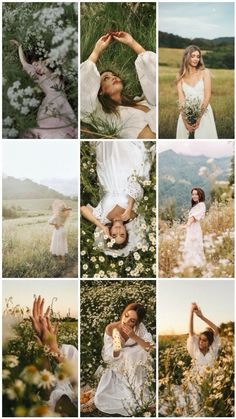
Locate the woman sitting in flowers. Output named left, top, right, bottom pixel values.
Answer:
left=80, top=31, right=156, bottom=139
left=80, top=141, right=152, bottom=257
left=10, top=40, right=77, bottom=139
left=94, top=303, right=154, bottom=416
left=176, top=45, right=218, bottom=139
left=30, top=296, right=78, bottom=415
left=160, top=303, right=220, bottom=416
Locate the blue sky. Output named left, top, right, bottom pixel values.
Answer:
left=159, top=280, right=234, bottom=334
left=159, top=2, right=234, bottom=39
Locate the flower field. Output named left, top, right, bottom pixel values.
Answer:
left=3, top=302, right=78, bottom=417
left=159, top=326, right=234, bottom=417
left=159, top=201, right=234, bottom=278
left=80, top=280, right=156, bottom=416
left=80, top=142, right=156, bottom=278
left=3, top=2, right=78, bottom=138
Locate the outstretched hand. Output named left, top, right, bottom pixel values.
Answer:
left=111, top=31, right=134, bottom=47
left=94, top=33, right=113, bottom=55
left=30, top=296, right=59, bottom=353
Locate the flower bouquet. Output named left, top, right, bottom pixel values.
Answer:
left=179, top=97, right=204, bottom=139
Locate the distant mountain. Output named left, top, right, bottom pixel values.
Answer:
left=159, top=150, right=232, bottom=217
left=159, top=31, right=234, bottom=49
left=39, top=178, right=78, bottom=198
left=3, top=176, right=68, bottom=200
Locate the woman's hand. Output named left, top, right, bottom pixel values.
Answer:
left=121, top=208, right=132, bottom=221
left=121, top=324, right=136, bottom=339
left=194, top=307, right=203, bottom=318
left=89, top=34, right=112, bottom=63
left=30, top=296, right=59, bottom=354
left=10, top=39, right=20, bottom=47
left=100, top=224, right=112, bottom=239
left=112, top=31, right=145, bottom=54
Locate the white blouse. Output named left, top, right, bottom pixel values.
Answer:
left=189, top=202, right=206, bottom=221
left=80, top=51, right=156, bottom=138
left=187, top=334, right=220, bottom=372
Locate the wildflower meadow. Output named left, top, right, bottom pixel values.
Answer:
left=3, top=2, right=78, bottom=138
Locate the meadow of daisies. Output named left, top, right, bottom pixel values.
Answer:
left=159, top=324, right=234, bottom=417
left=3, top=2, right=78, bottom=138
left=80, top=142, right=156, bottom=278
left=80, top=280, right=156, bottom=416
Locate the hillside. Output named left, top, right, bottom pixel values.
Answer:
left=159, top=150, right=232, bottom=217
left=3, top=176, right=68, bottom=200
left=159, top=31, right=234, bottom=49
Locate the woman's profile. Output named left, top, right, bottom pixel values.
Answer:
left=176, top=45, right=218, bottom=139
left=81, top=141, right=153, bottom=257
left=80, top=32, right=156, bottom=139
left=11, top=40, right=77, bottom=139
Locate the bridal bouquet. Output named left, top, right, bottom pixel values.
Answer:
left=179, top=97, right=203, bottom=125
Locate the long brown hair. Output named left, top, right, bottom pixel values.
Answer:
left=191, top=187, right=205, bottom=207
left=120, top=303, right=146, bottom=325
left=98, top=69, right=142, bottom=115
left=176, top=45, right=205, bottom=83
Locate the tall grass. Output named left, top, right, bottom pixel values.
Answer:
left=80, top=2, right=156, bottom=138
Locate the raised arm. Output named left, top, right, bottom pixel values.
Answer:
left=194, top=307, right=219, bottom=336
left=189, top=303, right=198, bottom=336
left=112, top=32, right=145, bottom=55
left=11, top=40, right=36, bottom=77
left=88, top=34, right=113, bottom=64
left=80, top=205, right=111, bottom=237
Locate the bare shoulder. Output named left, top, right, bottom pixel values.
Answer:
left=105, top=322, right=119, bottom=336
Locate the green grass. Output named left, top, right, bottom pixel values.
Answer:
left=2, top=199, right=78, bottom=278
left=80, top=2, right=156, bottom=138
left=159, top=48, right=234, bottom=139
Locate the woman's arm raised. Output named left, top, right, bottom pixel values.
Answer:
left=112, top=32, right=145, bottom=55
left=11, top=40, right=36, bottom=77
left=194, top=307, right=219, bottom=336
left=80, top=205, right=111, bottom=237
left=189, top=303, right=198, bottom=336
left=88, top=34, right=112, bottom=64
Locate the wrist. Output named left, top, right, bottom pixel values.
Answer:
left=130, top=40, right=145, bottom=54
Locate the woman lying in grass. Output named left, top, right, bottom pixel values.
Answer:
left=80, top=32, right=156, bottom=139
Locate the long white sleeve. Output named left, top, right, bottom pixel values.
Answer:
left=80, top=59, right=101, bottom=118
left=135, top=51, right=156, bottom=106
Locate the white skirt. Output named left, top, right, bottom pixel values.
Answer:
left=50, top=226, right=68, bottom=256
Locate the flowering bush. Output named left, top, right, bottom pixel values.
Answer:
left=159, top=327, right=234, bottom=417
left=80, top=142, right=156, bottom=278
left=3, top=300, right=78, bottom=417
left=80, top=280, right=156, bottom=386
left=3, top=2, right=78, bottom=138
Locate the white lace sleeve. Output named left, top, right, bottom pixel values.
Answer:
left=125, top=179, right=143, bottom=201
left=135, top=51, right=156, bottom=106
left=137, top=323, right=153, bottom=343
left=80, top=59, right=100, bottom=119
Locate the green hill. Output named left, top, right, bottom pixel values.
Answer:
left=3, top=176, right=68, bottom=200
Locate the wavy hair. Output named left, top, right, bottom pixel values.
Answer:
left=176, top=45, right=205, bottom=83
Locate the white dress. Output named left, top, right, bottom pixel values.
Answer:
left=176, top=79, right=218, bottom=139
left=48, top=344, right=78, bottom=410
left=49, top=215, right=68, bottom=256
left=87, top=141, right=151, bottom=256
left=80, top=51, right=156, bottom=138
left=159, top=334, right=220, bottom=416
left=182, top=202, right=206, bottom=268
left=95, top=323, right=153, bottom=416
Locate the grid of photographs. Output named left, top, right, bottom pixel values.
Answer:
left=1, top=1, right=235, bottom=418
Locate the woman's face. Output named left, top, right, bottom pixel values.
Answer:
left=189, top=50, right=200, bottom=68
left=110, top=221, right=127, bottom=244
left=32, top=60, right=46, bottom=75
left=191, top=189, right=199, bottom=203
left=100, top=71, right=123, bottom=97
left=121, top=310, right=138, bottom=329
left=199, top=334, right=209, bottom=352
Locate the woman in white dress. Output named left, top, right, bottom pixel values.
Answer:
left=49, top=200, right=72, bottom=259
left=176, top=45, right=218, bottom=139
left=11, top=40, right=77, bottom=139
left=80, top=32, right=156, bottom=139
left=30, top=296, right=78, bottom=416
left=94, top=303, right=154, bottom=416
left=181, top=187, right=206, bottom=268
left=80, top=141, right=152, bottom=257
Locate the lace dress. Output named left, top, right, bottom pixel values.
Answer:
left=95, top=323, right=153, bottom=416
left=176, top=78, right=218, bottom=139
left=182, top=202, right=206, bottom=268
left=22, top=61, right=77, bottom=139
left=49, top=215, right=68, bottom=256
left=80, top=51, right=156, bottom=138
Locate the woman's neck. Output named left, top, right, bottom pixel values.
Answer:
left=110, top=92, right=122, bottom=103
